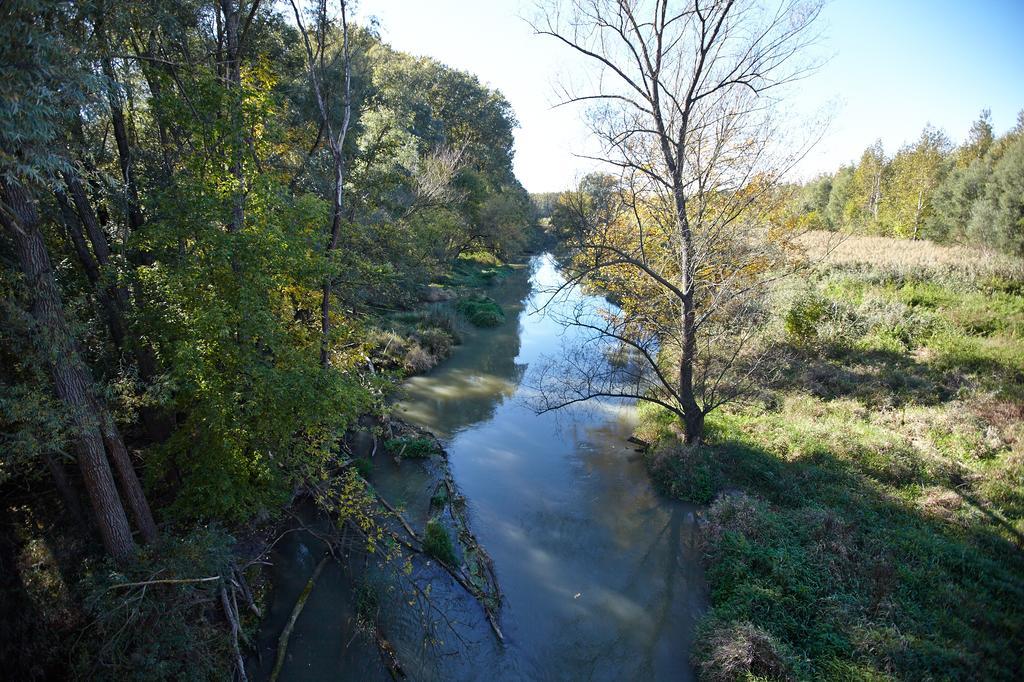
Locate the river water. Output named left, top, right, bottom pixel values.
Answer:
left=254, top=254, right=706, bottom=681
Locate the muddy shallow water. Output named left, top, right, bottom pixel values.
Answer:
left=253, top=254, right=706, bottom=681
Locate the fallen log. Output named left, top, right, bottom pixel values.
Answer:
left=269, top=555, right=329, bottom=682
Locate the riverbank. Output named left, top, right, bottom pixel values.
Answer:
left=251, top=253, right=708, bottom=680
left=364, top=251, right=522, bottom=377
left=638, top=235, right=1024, bottom=680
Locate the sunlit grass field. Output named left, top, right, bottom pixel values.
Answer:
left=641, top=232, right=1024, bottom=680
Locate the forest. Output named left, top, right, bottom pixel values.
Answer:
left=2, top=0, right=1022, bottom=680
left=1, top=0, right=531, bottom=677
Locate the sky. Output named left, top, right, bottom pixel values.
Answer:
left=356, top=0, right=1024, bottom=193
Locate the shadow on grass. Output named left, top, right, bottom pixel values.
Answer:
left=692, top=424, right=1024, bottom=680
left=776, top=337, right=1024, bottom=408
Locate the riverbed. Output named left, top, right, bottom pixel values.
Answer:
left=254, top=253, right=706, bottom=680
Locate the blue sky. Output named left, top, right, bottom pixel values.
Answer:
left=357, top=0, right=1024, bottom=192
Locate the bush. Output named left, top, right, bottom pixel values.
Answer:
left=73, top=528, right=236, bottom=680
left=424, top=518, right=457, bottom=566
left=455, top=295, right=505, bottom=328
left=415, top=327, right=454, bottom=357
left=785, top=291, right=829, bottom=342
left=353, top=457, right=373, bottom=478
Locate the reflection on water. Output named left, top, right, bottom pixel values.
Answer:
left=258, top=254, right=706, bottom=681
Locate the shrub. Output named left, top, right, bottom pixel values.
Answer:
left=785, top=291, right=829, bottom=342
left=415, top=327, right=454, bottom=358
left=424, top=519, right=457, bottom=566
left=455, top=295, right=505, bottom=328
left=353, top=457, right=373, bottom=478
left=403, top=345, right=434, bottom=374
left=73, top=528, right=236, bottom=679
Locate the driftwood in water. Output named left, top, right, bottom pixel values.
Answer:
left=269, top=555, right=329, bottom=682
left=369, top=483, right=504, bottom=643
left=627, top=436, right=650, bottom=451
left=375, top=628, right=406, bottom=679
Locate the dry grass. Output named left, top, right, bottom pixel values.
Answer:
left=696, top=620, right=795, bottom=682
left=797, top=231, right=1024, bottom=282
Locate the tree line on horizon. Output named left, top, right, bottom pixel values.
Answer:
left=787, top=110, right=1024, bottom=254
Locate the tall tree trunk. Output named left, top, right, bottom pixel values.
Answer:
left=96, top=19, right=144, bottom=235
left=55, top=188, right=127, bottom=348
left=913, top=189, right=924, bottom=240
left=63, top=169, right=174, bottom=442
left=320, top=159, right=345, bottom=367
left=673, top=189, right=704, bottom=445
left=100, top=414, right=158, bottom=542
left=1, top=179, right=136, bottom=564
left=221, top=0, right=245, bottom=234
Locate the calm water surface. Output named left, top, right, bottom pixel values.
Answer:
left=255, top=254, right=706, bottom=681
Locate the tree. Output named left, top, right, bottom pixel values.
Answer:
left=1, top=0, right=157, bottom=562
left=289, top=0, right=355, bottom=368
left=957, top=109, right=994, bottom=168
left=531, top=0, right=823, bottom=443
left=968, top=131, right=1024, bottom=255
left=847, top=140, right=886, bottom=232
left=882, top=125, right=950, bottom=239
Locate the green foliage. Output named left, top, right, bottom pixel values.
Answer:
left=646, top=441, right=716, bottom=504
left=0, top=0, right=95, bottom=183
left=423, top=518, right=457, bottom=566
left=784, top=292, right=830, bottom=343
left=0, top=1, right=534, bottom=675
left=384, top=436, right=437, bottom=459
left=787, top=111, right=1024, bottom=254
left=455, top=295, right=505, bottom=327
left=442, top=253, right=513, bottom=289
left=354, top=580, right=380, bottom=626
left=353, top=457, right=373, bottom=478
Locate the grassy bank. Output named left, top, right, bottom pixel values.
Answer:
left=642, top=233, right=1024, bottom=680
left=367, top=252, right=515, bottom=376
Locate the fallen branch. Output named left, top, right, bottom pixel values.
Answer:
left=366, top=488, right=505, bottom=643
left=107, top=576, right=221, bottom=590
left=269, top=555, right=329, bottom=682
left=221, top=584, right=249, bottom=682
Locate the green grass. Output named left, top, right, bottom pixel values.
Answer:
left=424, top=518, right=457, bottom=566
left=439, top=252, right=514, bottom=289
left=643, top=265, right=1024, bottom=680
left=384, top=436, right=437, bottom=459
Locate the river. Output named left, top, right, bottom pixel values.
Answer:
left=253, top=253, right=707, bottom=681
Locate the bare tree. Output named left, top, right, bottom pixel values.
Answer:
left=531, top=0, right=824, bottom=443
left=288, top=0, right=353, bottom=368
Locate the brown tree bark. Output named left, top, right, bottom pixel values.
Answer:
left=100, top=414, right=158, bottom=543
left=2, top=178, right=136, bottom=564
left=55, top=188, right=127, bottom=348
